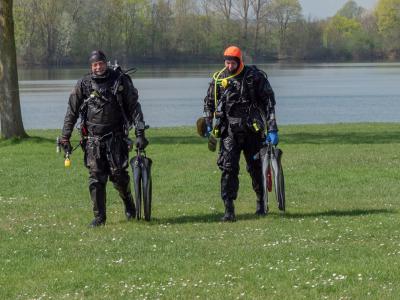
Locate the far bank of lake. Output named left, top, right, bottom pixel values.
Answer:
left=18, top=63, right=400, bottom=129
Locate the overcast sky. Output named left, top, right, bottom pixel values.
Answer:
left=300, top=0, right=378, bottom=19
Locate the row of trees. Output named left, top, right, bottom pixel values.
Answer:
left=12, top=0, right=400, bottom=65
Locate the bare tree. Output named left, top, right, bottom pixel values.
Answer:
left=150, top=0, right=173, bottom=58
left=251, top=0, right=269, bottom=58
left=200, top=0, right=213, bottom=15
left=213, top=0, right=233, bottom=20
left=233, top=0, right=251, bottom=43
left=31, top=0, right=62, bottom=64
left=0, top=0, right=27, bottom=138
left=211, top=0, right=236, bottom=45
left=267, top=0, right=301, bottom=57
left=121, top=0, right=143, bottom=61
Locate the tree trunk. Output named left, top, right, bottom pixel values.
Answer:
left=254, top=21, right=260, bottom=59
left=0, top=0, right=27, bottom=138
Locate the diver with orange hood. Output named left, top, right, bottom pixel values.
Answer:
left=202, top=46, right=279, bottom=221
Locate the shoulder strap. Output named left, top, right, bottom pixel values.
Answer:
left=112, top=70, right=131, bottom=132
left=242, top=66, right=256, bottom=102
left=254, top=65, right=268, bottom=79
left=243, top=65, right=270, bottom=101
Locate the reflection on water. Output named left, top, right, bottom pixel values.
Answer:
left=18, top=63, right=400, bottom=129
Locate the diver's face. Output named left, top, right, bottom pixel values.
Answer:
left=224, top=59, right=238, bottom=74
left=91, top=61, right=107, bottom=76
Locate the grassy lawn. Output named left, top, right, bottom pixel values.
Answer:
left=0, top=123, right=399, bottom=299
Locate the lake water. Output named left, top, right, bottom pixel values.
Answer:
left=18, top=63, right=400, bottom=129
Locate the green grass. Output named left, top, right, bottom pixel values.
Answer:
left=1, top=123, right=399, bottom=299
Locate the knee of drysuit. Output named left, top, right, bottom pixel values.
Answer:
left=217, top=150, right=240, bottom=173
left=109, top=169, right=130, bottom=186
left=89, top=172, right=108, bottom=189
left=246, top=156, right=262, bottom=175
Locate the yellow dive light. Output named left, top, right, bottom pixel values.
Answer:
left=64, top=154, right=71, bottom=168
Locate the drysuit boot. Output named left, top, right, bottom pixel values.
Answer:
left=255, top=199, right=268, bottom=216
left=221, top=200, right=236, bottom=222
left=123, top=194, right=136, bottom=221
left=89, top=218, right=105, bottom=227
left=114, top=183, right=136, bottom=220
left=89, top=183, right=107, bottom=226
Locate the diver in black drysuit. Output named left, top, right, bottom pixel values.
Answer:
left=203, top=46, right=279, bottom=221
left=60, top=50, right=148, bottom=226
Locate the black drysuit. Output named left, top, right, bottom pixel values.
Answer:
left=61, top=68, right=144, bottom=223
left=203, top=65, right=278, bottom=207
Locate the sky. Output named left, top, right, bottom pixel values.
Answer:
left=299, top=0, right=378, bottom=19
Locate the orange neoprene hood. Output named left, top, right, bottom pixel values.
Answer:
left=223, top=46, right=244, bottom=74
left=224, top=46, right=242, bottom=60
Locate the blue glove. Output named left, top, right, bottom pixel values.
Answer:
left=266, top=131, right=279, bottom=145
left=205, top=125, right=212, bottom=137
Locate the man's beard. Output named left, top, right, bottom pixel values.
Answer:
left=227, top=66, right=239, bottom=75
left=94, top=69, right=106, bottom=76
left=92, top=69, right=109, bottom=79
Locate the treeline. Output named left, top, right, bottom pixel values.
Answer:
left=13, top=0, right=400, bottom=66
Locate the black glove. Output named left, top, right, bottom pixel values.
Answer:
left=60, top=138, right=72, bottom=154
left=135, top=136, right=148, bottom=150
left=208, top=134, right=217, bottom=152
left=135, top=121, right=148, bottom=150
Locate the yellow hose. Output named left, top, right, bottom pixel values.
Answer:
left=211, top=65, right=244, bottom=136
left=213, top=67, right=226, bottom=111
